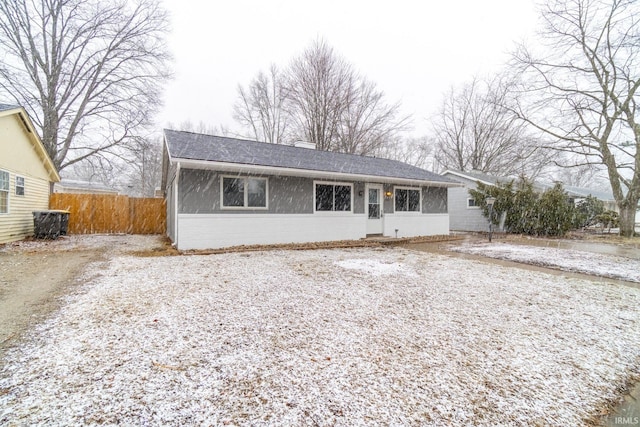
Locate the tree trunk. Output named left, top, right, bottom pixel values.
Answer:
left=619, top=200, right=638, bottom=237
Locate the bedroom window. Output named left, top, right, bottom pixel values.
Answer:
left=0, top=170, right=9, bottom=213
left=221, top=176, right=267, bottom=209
left=15, top=176, right=25, bottom=196
left=315, top=182, right=352, bottom=212
left=395, top=187, right=420, bottom=212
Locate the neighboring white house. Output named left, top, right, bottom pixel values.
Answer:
left=0, top=104, right=60, bottom=244
left=162, top=130, right=461, bottom=250
left=443, top=169, right=627, bottom=232
left=441, top=170, right=506, bottom=233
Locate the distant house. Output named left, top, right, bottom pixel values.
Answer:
left=0, top=104, right=60, bottom=244
left=441, top=170, right=507, bottom=232
left=53, top=179, right=119, bottom=195
left=549, top=184, right=617, bottom=212
left=162, top=130, right=460, bottom=250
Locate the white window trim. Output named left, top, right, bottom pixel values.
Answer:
left=0, top=169, right=9, bottom=215
left=15, top=176, right=25, bottom=196
left=467, top=198, right=480, bottom=209
left=313, top=180, right=354, bottom=214
left=220, top=175, right=269, bottom=210
left=393, top=186, right=422, bottom=213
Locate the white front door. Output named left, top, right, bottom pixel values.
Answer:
left=366, top=184, right=384, bottom=235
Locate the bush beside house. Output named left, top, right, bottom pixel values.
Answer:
left=470, top=179, right=584, bottom=237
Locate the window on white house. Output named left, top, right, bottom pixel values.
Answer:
left=467, top=198, right=479, bottom=208
left=222, top=176, right=267, bottom=208
left=395, top=188, right=420, bottom=212
left=0, top=170, right=9, bottom=213
left=315, top=183, right=352, bottom=212
left=15, top=176, right=25, bottom=196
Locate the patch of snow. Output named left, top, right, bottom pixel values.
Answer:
left=335, top=258, right=416, bottom=277
left=1, top=243, right=639, bottom=425
left=451, top=242, right=640, bottom=283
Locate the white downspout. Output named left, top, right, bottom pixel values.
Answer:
left=174, top=162, right=180, bottom=249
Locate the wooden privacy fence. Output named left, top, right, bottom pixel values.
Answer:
left=50, top=193, right=166, bottom=234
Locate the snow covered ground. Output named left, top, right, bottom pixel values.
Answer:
left=1, top=236, right=640, bottom=425
left=0, top=234, right=160, bottom=254
left=450, top=241, right=640, bottom=283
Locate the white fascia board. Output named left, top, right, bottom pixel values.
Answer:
left=163, top=133, right=176, bottom=166
left=442, top=170, right=494, bottom=187
left=174, top=158, right=463, bottom=188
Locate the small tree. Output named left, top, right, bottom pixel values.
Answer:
left=536, top=183, right=575, bottom=236
left=573, top=195, right=605, bottom=228
left=595, top=210, right=620, bottom=232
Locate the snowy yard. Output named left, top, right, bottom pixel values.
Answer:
left=1, top=236, right=640, bottom=425
left=450, top=241, right=640, bottom=283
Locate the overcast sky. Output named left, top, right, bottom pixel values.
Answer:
left=158, top=0, right=538, bottom=138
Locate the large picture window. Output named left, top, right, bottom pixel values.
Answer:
left=395, top=187, right=420, bottom=212
left=221, top=176, right=267, bottom=209
left=315, top=182, right=352, bottom=212
left=0, top=170, right=9, bottom=213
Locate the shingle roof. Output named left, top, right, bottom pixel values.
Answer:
left=164, top=130, right=455, bottom=185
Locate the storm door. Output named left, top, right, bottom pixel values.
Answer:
left=366, top=184, right=384, bottom=235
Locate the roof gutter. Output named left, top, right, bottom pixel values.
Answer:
left=442, top=170, right=494, bottom=187
left=173, top=157, right=463, bottom=188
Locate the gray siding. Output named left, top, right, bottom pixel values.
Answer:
left=353, top=182, right=365, bottom=214
left=446, top=177, right=489, bottom=232
left=179, top=169, right=217, bottom=213
left=176, top=168, right=450, bottom=219
left=178, top=169, right=367, bottom=215
left=271, top=176, right=314, bottom=214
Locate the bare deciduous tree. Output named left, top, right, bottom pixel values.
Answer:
left=0, top=0, right=171, bottom=171
left=433, top=75, right=553, bottom=178
left=124, top=137, right=163, bottom=197
left=168, top=120, right=231, bottom=137
left=233, top=65, right=290, bottom=144
left=510, top=0, right=640, bottom=236
left=375, top=136, right=435, bottom=170
left=285, top=39, right=352, bottom=151
left=234, top=39, right=409, bottom=156
left=335, top=79, right=410, bottom=155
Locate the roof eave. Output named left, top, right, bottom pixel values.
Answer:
left=3, top=107, right=60, bottom=182
left=442, top=170, right=496, bottom=187
left=173, top=157, right=462, bottom=188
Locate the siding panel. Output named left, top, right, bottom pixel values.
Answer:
left=0, top=172, right=50, bottom=243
